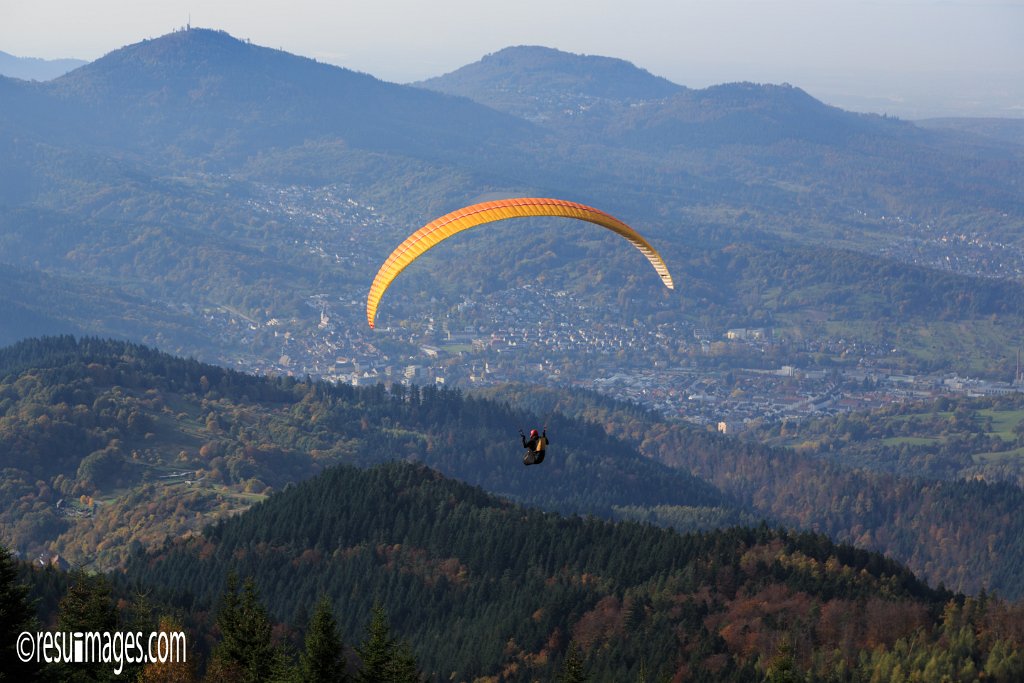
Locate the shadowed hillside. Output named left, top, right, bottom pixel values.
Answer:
left=0, top=336, right=731, bottom=571
left=126, top=460, right=1002, bottom=682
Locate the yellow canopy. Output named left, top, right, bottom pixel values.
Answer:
left=367, top=197, right=674, bottom=328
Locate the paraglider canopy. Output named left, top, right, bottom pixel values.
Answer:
left=366, top=197, right=674, bottom=328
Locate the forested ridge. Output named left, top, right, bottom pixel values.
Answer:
left=108, top=462, right=1024, bottom=681
left=644, top=424, right=1024, bottom=597
left=0, top=336, right=727, bottom=571
left=5, top=463, right=1024, bottom=681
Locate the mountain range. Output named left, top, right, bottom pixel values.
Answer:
left=0, top=50, right=86, bottom=81
left=419, top=44, right=889, bottom=147
left=3, top=29, right=535, bottom=175
left=0, top=28, right=1021, bottom=374
left=4, top=29, right=1020, bottom=216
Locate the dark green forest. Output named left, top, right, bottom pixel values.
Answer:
left=115, top=462, right=965, bottom=681
left=5, top=462, right=1024, bottom=681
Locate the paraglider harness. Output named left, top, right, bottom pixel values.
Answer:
left=520, top=429, right=548, bottom=466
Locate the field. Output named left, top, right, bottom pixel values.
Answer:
left=760, top=396, right=1024, bottom=484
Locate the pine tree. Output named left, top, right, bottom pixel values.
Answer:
left=559, top=641, right=588, bottom=683
left=635, top=659, right=648, bottom=683
left=209, top=573, right=291, bottom=683
left=355, top=603, right=420, bottom=683
left=389, top=641, right=421, bottom=683
left=57, top=571, right=117, bottom=633
left=300, top=596, right=347, bottom=683
left=55, top=570, right=120, bottom=682
left=355, top=604, right=394, bottom=683
left=120, top=590, right=157, bottom=682
left=766, top=641, right=801, bottom=683
left=0, top=545, right=41, bottom=681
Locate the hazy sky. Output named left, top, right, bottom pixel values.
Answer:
left=2, top=0, right=1022, bottom=118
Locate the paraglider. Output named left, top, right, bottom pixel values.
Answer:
left=520, top=428, right=549, bottom=466
left=366, top=198, right=674, bottom=468
left=365, top=197, right=674, bottom=329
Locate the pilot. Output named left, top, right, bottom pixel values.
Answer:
left=520, top=428, right=549, bottom=466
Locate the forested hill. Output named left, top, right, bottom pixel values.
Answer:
left=478, top=384, right=1024, bottom=601
left=415, top=45, right=685, bottom=121
left=123, top=459, right=1024, bottom=682
left=0, top=336, right=731, bottom=571
left=422, top=47, right=888, bottom=147
left=6, top=28, right=535, bottom=167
